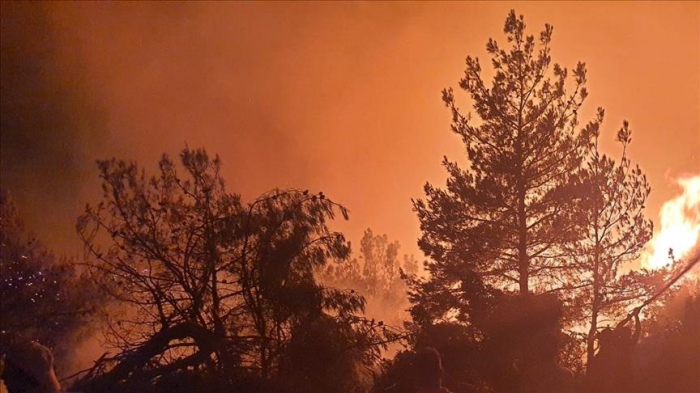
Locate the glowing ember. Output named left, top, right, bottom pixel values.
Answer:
left=642, top=175, right=700, bottom=269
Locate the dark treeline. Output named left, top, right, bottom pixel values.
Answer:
left=1, top=9, right=699, bottom=393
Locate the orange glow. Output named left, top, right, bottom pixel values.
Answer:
left=2, top=2, right=698, bottom=260
left=643, top=176, right=700, bottom=269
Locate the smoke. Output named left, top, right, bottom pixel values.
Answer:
left=0, top=2, right=457, bottom=258
left=0, top=2, right=107, bottom=253
left=2, top=2, right=699, bottom=258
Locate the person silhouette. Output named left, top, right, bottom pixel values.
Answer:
left=1, top=334, right=62, bottom=393
left=585, top=310, right=642, bottom=392
left=517, top=333, right=574, bottom=393
left=412, top=347, right=453, bottom=393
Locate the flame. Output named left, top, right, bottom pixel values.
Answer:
left=642, top=175, right=700, bottom=269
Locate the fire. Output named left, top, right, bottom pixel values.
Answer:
left=642, top=175, right=700, bottom=269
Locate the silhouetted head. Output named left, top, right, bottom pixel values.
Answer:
left=534, top=333, right=559, bottom=362
left=412, top=347, right=444, bottom=389
left=0, top=336, right=62, bottom=393
left=598, top=327, right=615, bottom=348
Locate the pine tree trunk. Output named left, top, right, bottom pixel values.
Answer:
left=518, top=180, right=529, bottom=295
left=587, top=296, right=599, bottom=364
left=588, top=170, right=602, bottom=364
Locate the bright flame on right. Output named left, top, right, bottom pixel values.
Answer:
left=642, top=175, right=700, bottom=269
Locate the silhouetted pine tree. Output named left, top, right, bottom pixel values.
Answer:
left=412, top=10, right=596, bottom=321
left=566, top=116, right=656, bottom=363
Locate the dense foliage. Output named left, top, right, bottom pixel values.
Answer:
left=0, top=190, right=99, bottom=374
left=414, top=10, right=594, bottom=297
left=72, top=148, right=400, bottom=392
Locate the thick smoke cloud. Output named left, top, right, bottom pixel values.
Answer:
left=1, top=2, right=699, bottom=259
left=1, top=2, right=106, bottom=251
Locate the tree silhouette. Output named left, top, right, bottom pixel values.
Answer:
left=75, top=147, right=399, bottom=392
left=0, top=190, right=99, bottom=373
left=360, top=228, right=401, bottom=297
left=402, top=10, right=684, bottom=391
left=566, top=117, right=655, bottom=363
left=413, top=10, right=595, bottom=301
left=319, top=228, right=414, bottom=341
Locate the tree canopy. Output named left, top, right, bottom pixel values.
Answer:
left=0, top=190, right=99, bottom=374
left=74, top=147, right=401, bottom=392
left=414, top=10, right=595, bottom=299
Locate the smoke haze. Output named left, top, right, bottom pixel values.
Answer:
left=2, top=1, right=699, bottom=261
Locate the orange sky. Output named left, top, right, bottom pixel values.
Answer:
left=1, top=2, right=698, bottom=261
